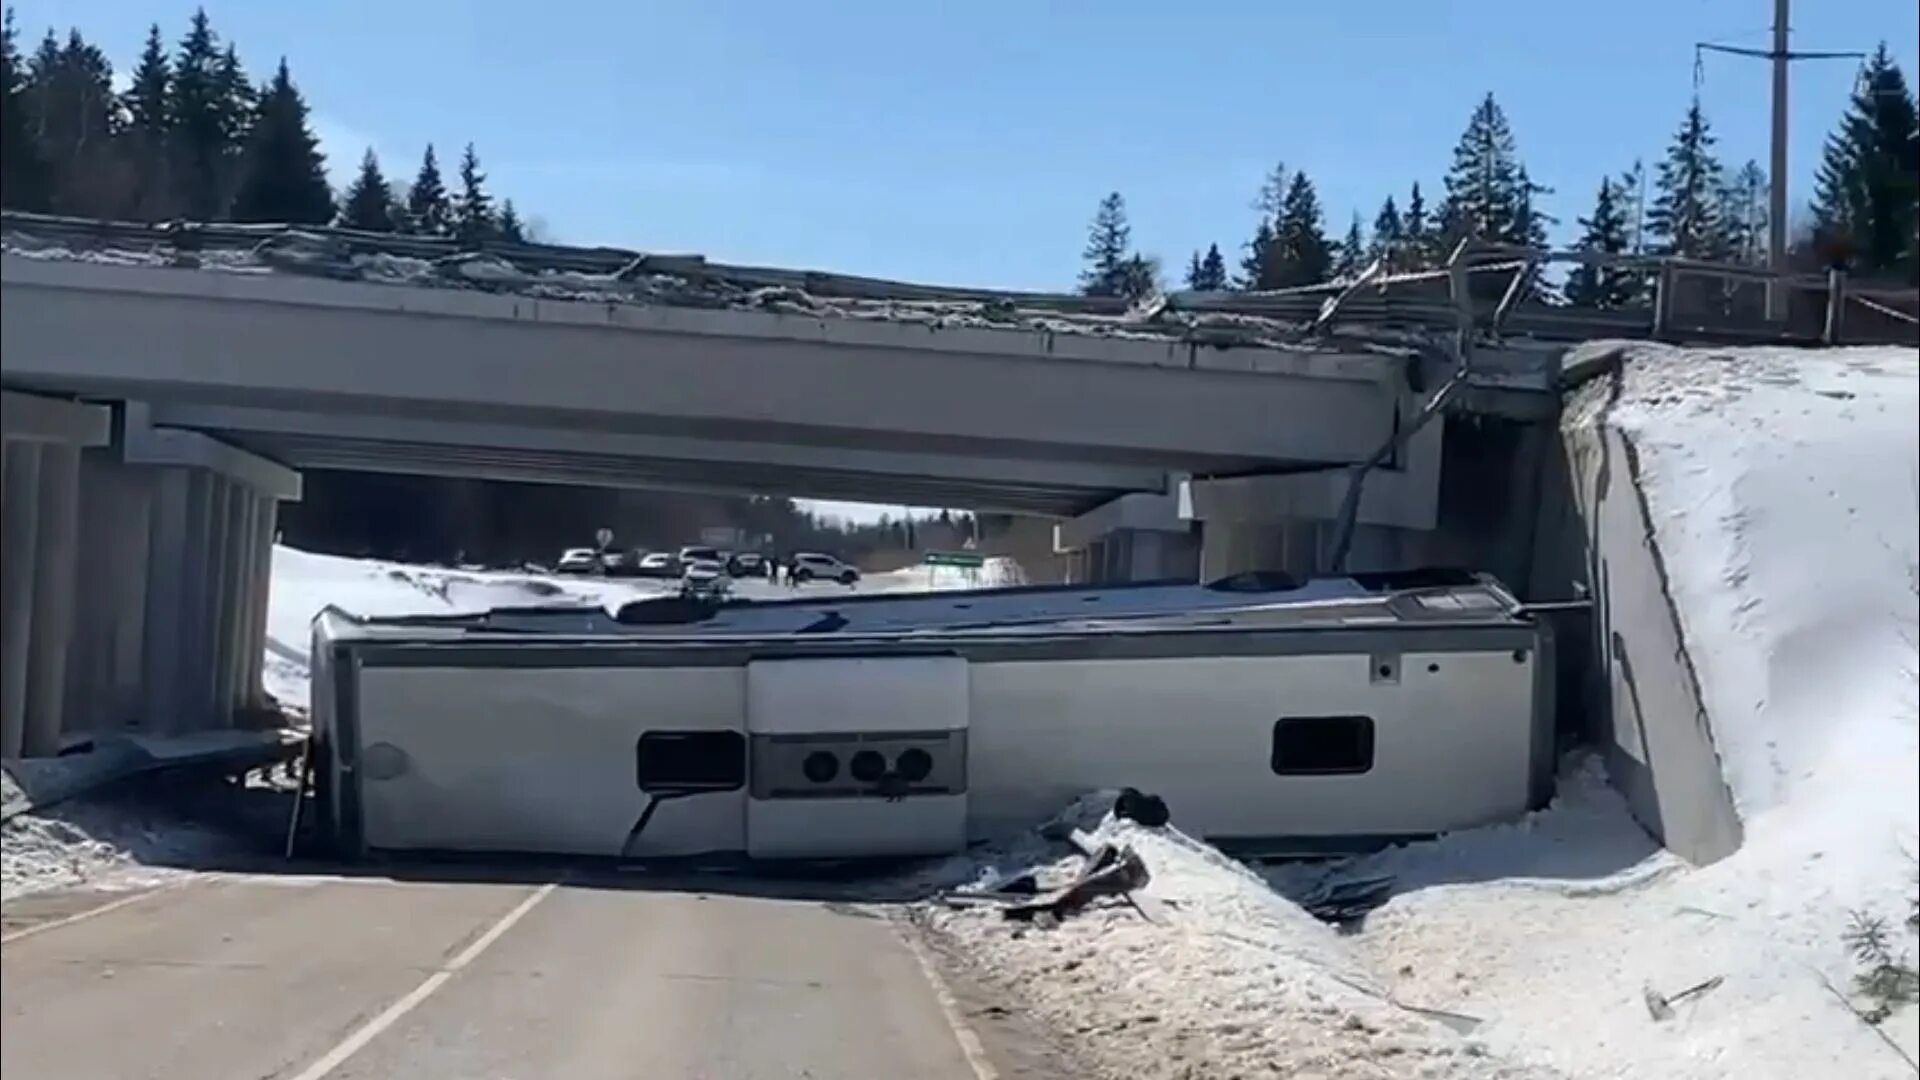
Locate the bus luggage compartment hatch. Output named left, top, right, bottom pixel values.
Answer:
left=744, top=656, right=969, bottom=859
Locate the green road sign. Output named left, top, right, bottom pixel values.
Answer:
left=924, top=551, right=985, bottom=569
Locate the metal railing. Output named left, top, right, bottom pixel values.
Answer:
left=1175, top=238, right=1918, bottom=348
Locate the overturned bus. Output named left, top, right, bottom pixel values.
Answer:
left=305, top=570, right=1554, bottom=863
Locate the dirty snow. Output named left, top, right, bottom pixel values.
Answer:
left=2, top=796, right=230, bottom=901
left=921, top=344, right=1919, bottom=1079
left=1, top=763, right=293, bottom=902
left=920, top=806, right=1561, bottom=1080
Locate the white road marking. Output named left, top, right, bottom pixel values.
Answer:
left=285, top=881, right=556, bottom=1080
left=0, top=876, right=195, bottom=945
left=897, top=918, right=999, bottom=1080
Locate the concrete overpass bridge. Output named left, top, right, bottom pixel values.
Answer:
left=1, top=214, right=1553, bottom=758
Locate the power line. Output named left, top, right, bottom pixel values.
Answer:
left=1691, top=0, right=1868, bottom=320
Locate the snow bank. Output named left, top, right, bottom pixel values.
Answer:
left=1, top=799, right=227, bottom=901
left=1298, top=345, right=1919, bottom=1079
left=919, top=345, right=1916, bottom=1079
left=263, top=546, right=664, bottom=706
left=921, top=812, right=1558, bottom=1079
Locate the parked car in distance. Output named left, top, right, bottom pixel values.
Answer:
left=635, top=551, right=679, bottom=579
left=729, top=551, right=767, bottom=577
left=791, top=552, right=860, bottom=586
left=600, top=550, right=637, bottom=577
left=680, top=557, right=733, bottom=599
left=555, top=548, right=601, bottom=575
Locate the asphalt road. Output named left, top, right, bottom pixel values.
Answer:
left=1, top=872, right=1016, bottom=1080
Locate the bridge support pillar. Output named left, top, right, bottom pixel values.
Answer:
left=1053, top=490, right=1199, bottom=585
left=2, top=393, right=300, bottom=757
left=1183, top=412, right=1445, bottom=583
left=1, top=391, right=111, bottom=758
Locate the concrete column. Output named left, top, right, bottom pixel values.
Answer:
left=1, top=443, right=43, bottom=759
left=204, top=479, right=244, bottom=727
left=1198, top=521, right=1324, bottom=582
left=64, top=452, right=157, bottom=737
left=222, top=488, right=257, bottom=714
left=1052, top=490, right=1200, bottom=585
left=141, top=468, right=192, bottom=736
left=241, top=497, right=277, bottom=710
left=178, top=472, right=217, bottom=730
left=22, top=445, right=81, bottom=757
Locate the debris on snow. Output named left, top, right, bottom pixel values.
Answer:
left=918, top=805, right=1561, bottom=1080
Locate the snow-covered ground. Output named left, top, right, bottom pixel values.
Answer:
left=923, top=345, right=1920, bottom=1079
left=920, top=804, right=1563, bottom=1079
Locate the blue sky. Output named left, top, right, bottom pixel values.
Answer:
left=19, top=0, right=1917, bottom=290
left=16, top=0, right=1917, bottom=523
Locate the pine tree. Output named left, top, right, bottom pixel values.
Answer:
left=1508, top=165, right=1552, bottom=249
left=1647, top=100, right=1728, bottom=259
left=1270, top=170, right=1332, bottom=287
left=0, top=7, right=50, bottom=211
left=1252, top=161, right=1289, bottom=221
left=1617, top=159, right=1649, bottom=254
left=1370, top=196, right=1402, bottom=265
left=1403, top=182, right=1431, bottom=266
left=1440, top=93, right=1527, bottom=250
left=1183, top=242, right=1227, bottom=290
left=1719, top=160, right=1768, bottom=265
left=23, top=28, right=122, bottom=215
left=123, top=24, right=169, bottom=134
left=405, top=143, right=452, bottom=236
left=339, top=148, right=396, bottom=231
left=1237, top=162, right=1290, bottom=289
left=1565, top=179, right=1636, bottom=309
left=1078, top=191, right=1132, bottom=297
left=497, top=198, right=526, bottom=242
left=453, top=142, right=495, bottom=243
left=1810, top=45, right=1919, bottom=278
left=230, top=58, right=333, bottom=224
left=119, top=23, right=175, bottom=219
left=1238, top=218, right=1276, bottom=289
left=168, top=9, right=221, bottom=217
left=213, top=44, right=253, bottom=150
left=1334, top=213, right=1366, bottom=279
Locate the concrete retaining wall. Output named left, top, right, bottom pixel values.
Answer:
left=1548, top=360, right=1743, bottom=864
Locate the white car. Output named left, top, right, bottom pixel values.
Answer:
left=791, top=552, right=860, bottom=586
left=555, top=548, right=601, bottom=574
left=635, top=551, right=678, bottom=579
left=680, top=558, right=733, bottom=599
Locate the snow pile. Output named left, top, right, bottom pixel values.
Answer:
left=263, top=546, right=664, bottom=705
left=921, top=810, right=1559, bottom=1080
left=1285, top=345, right=1919, bottom=1079
left=0, top=760, right=295, bottom=901
left=918, top=345, right=1915, bottom=1079
left=1, top=799, right=225, bottom=901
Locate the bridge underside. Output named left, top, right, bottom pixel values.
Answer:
left=138, top=404, right=1235, bottom=517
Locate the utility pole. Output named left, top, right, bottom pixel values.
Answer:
left=1768, top=0, right=1789, bottom=321
left=1697, top=7, right=1863, bottom=322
